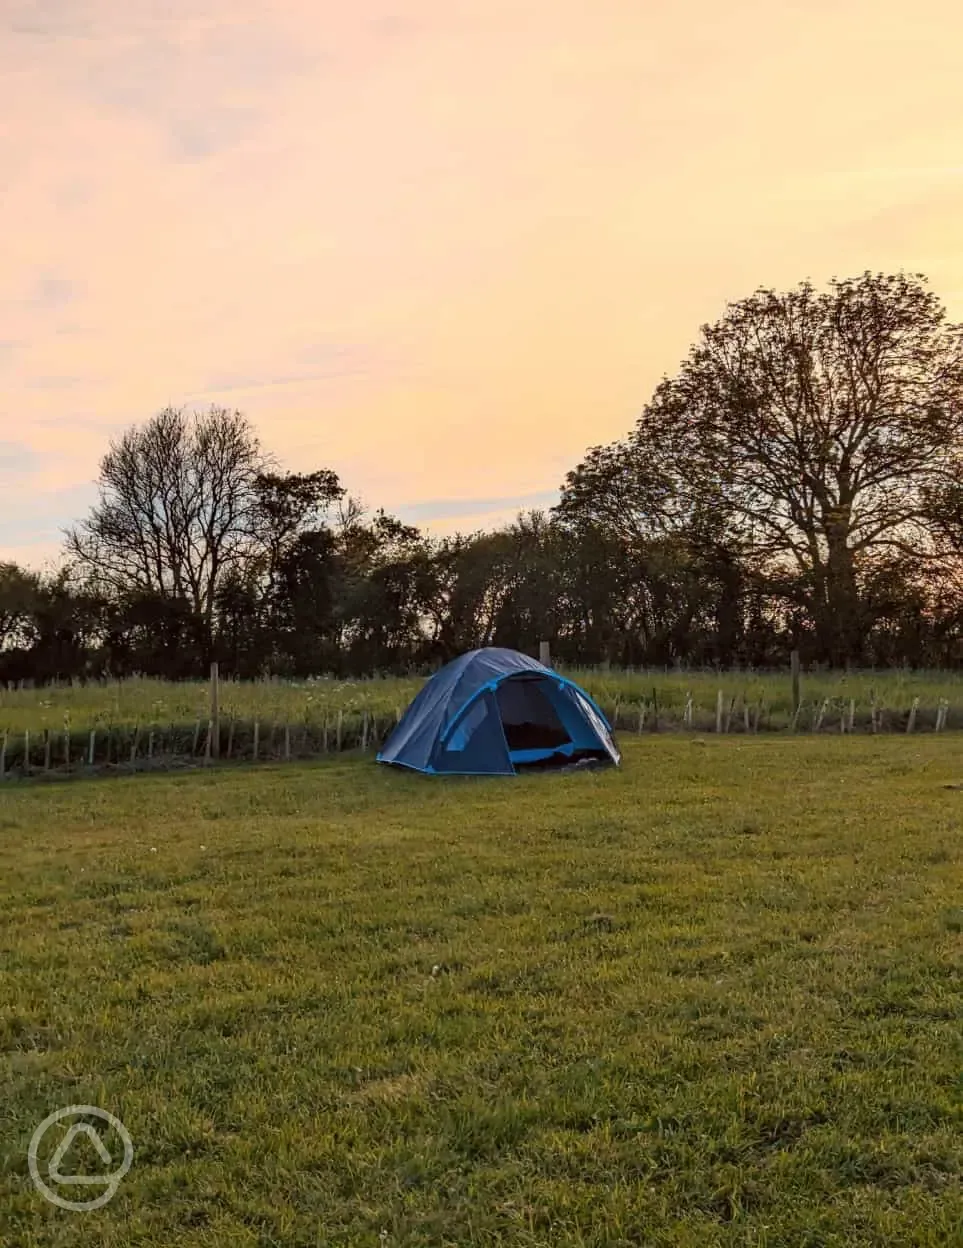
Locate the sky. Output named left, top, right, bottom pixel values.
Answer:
left=3, top=0, right=963, bottom=571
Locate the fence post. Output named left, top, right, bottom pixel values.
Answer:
left=252, top=720, right=259, bottom=761
left=790, top=649, right=800, bottom=714
left=539, top=640, right=552, bottom=668
left=906, top=697, right=919, bottom=733
left=210, top=662, right=220, bottom=759
left=715, top=689, right=723, bottom=733
left=336, top=710, right=343, bottom=752
left=284, top=723, right=291, bottom=761
left=88, top=729, right=96, bottom=765
left=24, top=730, right=30, bottom=773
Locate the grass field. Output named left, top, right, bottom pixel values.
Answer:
left=2, top=737, right=961, bottom=1245
left=3, top=667, right=963, bottom=737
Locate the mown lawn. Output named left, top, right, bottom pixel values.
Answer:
left=1, top=738, right=961, bottom=1246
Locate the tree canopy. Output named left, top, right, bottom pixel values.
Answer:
left=5, top=270, right=963, bottom=683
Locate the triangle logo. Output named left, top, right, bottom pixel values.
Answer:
left=48, top=1123, right=114, bottom=1185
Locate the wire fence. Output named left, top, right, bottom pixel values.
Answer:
left=0, top=693, right=954, bottom=781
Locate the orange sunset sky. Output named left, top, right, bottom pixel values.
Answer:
left=3, top=0, right=963, bottom=570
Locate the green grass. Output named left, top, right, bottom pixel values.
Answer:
left=3, top=667, right=963, bottom=736
left=1, top=738, right=961, bottom=1245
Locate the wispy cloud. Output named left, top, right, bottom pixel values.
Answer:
left=394, top=492, right=559, bottom=523
left=6, top=0, right=963, bottom=571
left=31, top=274, right=80, bottom=308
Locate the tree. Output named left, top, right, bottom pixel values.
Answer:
left=65, top=406, right=269, bottom=658
left=0, top=562, right=42, bottom=651
left=560, top=272, right=963, bottom=663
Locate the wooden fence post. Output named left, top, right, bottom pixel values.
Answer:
left=88, top=729, right=96, bottom=765
left=43, top=729, right=51, bottom=771
left=907, top=697, right=919, bottom=733
left=336, top=710, right=343, bottom=752
left=539, top=640, right=552, bottom=668
left=284, top=723, right=291, bottom=761
left=252, top=720, right=259, bottom=761
left=715, top=689, right=723, bottom=734
left=210, top=661, right=220, bottom=759
left=790, top=649, right=800, bottom=715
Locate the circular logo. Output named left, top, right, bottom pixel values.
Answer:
left=28, top=1105, right=134, bottom=1212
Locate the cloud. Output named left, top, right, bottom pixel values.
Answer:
left=31, top=274, right=80, bottom=308
left=369, top=14, right=421, bottom=39
left=0, top=441, right=46, bottom=484
left=25, top=375, right=103, bottom=390
left=5, top=0, right=97, bottom=39
left=393, top=491, right=559, bottom=523
left=45, top=9, right=324, bottom=164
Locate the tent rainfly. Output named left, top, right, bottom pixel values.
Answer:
left=376, top=646, right=621, bottom=775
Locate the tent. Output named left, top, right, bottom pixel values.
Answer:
left=376, top=647, right=621, bottom=775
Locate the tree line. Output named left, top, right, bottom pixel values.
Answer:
left=5, top=270, right=963, bottom=684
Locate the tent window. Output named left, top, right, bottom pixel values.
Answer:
left=495, top=677, right=571, bottom=750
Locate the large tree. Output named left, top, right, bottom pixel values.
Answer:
left=64, top=406, right=269, bottom=655
left=559, top=271, right=963, bottom=662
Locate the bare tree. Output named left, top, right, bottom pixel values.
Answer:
left=65, top=406, right=269, bottom=649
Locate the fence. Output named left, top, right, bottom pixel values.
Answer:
left=0, top=693, right=956, bottom=781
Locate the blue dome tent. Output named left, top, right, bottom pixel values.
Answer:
left=377, top=647, right=621, bottom=776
